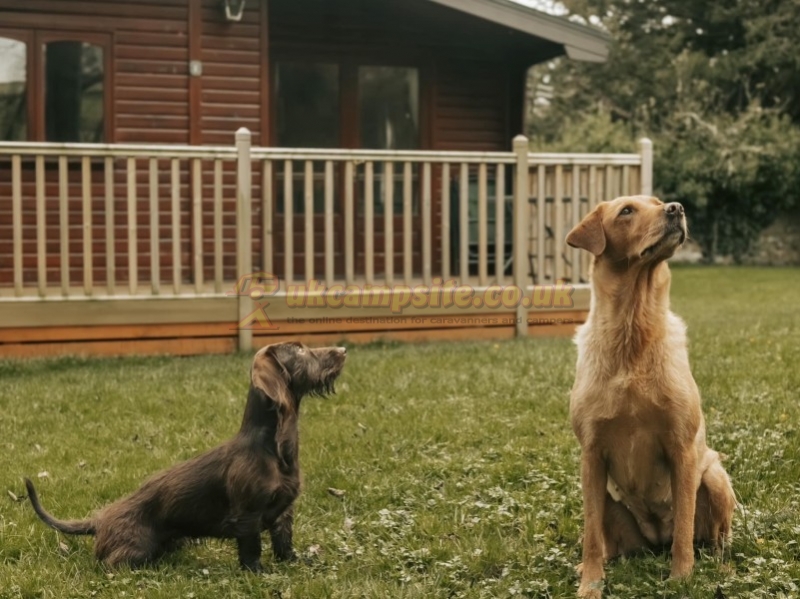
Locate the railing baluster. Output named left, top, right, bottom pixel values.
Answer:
left=403, top=161, right=413, bottom=285
left=171, top=158, right=181, bottom=294
left=571, top=166, right=581, bottom=284
left=127, top=157, right=138, bottom=295
left=512, top=135, right=529, bottom=337
left=11, top=155, right=22, bottom=296
left=36, top=155, right=46, bottom=296
left=283, top=160, right=293, bottom=284
left=104, top=157, right=115, bottom=295
left=589, top=165, right=598, bottom=211
left=345, top=161, right=354, bottom=285
left=586, top=165, right=598, bottom=280
left=494, top=163, right=504, bottom=285
left=459, top=163, right=469, bottom=284
left=304, top=160, right=314, bottom=281
left=324, top=160, right=334, bottom=286
left=59, top=155, right=69, bottom=295
left=605, top=165, right=614, bottom=201
left=536, top=164, right=546, bottom=285
left=192, top=158, right=203, bottom=293
left=82, top=156, right=93, bottom=296
left=365, top=161, right=374, bottom=285
left=441, top=163, right=450, bottom=281
left=384, top=161, right=394, bottom=285
left=477, top=162, right=488, bottom=286
left=149, top=158, right=160, bottom=295
left=622, top=164, right=630, bottom=196
left=422, top=162, right=432, bottom=286
left=214, top=159, right=223, bottom=293
left=263, top=160, right=274, bottom=276
left=554, top=165, right=565, bottom=282
left=235, top=127, right=253, bottom=352
left=639, top=138, right=653, bottom=195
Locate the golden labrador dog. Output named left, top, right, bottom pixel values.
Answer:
left=566, top=196, right=735, bottom=598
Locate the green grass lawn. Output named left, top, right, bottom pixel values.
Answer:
left=1, top=266, right=799, bottom=599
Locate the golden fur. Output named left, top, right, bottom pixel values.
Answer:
left=566, top=196, right=735, bottom=598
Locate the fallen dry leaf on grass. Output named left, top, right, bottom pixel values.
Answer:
left=327, top=487, right=346, bottom=498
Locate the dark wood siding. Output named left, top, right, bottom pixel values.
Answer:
left=0, top=0, right=270, bottom=145
left=0, top=0, right=192, bottom=143
left=200, top=0, right=265, bottom=146
left=434, top=62, right=510, bottom=151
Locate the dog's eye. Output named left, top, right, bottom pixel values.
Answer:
left=618, top=206, right=634, bottom=217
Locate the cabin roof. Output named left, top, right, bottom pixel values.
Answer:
left=427, top=0, right=610, bottom=62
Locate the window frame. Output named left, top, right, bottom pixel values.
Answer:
left=270, top=55, right=430, bottom=216
left=0, top=28, right=113, bottom=142
left=0, top=28, right=35, bottom=142
left=270, top=53, right=430, bottom=151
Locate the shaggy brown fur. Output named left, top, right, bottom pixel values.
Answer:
left=25, top=342, right=347, bottom=571
left=566, top=196, right=736, bottom=598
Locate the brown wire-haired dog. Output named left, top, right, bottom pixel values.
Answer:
left=566, top=196, right=735, bottom=598
left=25, top=342, right=347, bottom=571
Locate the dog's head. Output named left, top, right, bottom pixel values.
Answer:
left=250, top=342, right=347, bottom=410
left=566, top=195, right=687, bottom=266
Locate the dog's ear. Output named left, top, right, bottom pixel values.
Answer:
left=251, top=346, right=292, bottom=410
left=566, top=207, right=606, bottom=256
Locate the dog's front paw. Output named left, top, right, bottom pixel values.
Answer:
left=669, top=558, right=694, bottom=580
left=578, top=579, right=603, bottom=599
left=241, top=560, right=263, bottom=573
left=275, top=551, right=298, bottom=563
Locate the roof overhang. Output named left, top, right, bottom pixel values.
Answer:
left=426, top=0, right=610, bottom=63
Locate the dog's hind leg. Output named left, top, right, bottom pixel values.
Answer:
left=95, top=526, right=160, bottom=569
left=694, top=460, right=735, bottom=549
left=269, top=505, right=297, bottom=562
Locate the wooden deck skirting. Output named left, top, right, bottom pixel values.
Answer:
left=0, top=311, right=588, bottom=358
left=0, top=285, right=590, bottom=358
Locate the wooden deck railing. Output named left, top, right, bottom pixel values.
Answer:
left=0, top=130, right=652, bottom=348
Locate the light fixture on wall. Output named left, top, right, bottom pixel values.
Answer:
left=223, top=0, right=246, bottom=21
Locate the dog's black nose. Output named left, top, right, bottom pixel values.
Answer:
left=665, top=202, right=684, bottom=216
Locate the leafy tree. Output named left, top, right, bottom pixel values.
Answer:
left=528, top=0, right=800, bottom=260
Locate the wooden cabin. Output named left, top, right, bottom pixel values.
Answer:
left=0, top=0, right=642, bottom=357
left=0, top=0, right=608, bottom=147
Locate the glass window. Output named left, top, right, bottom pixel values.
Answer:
left=275, top=62, right=339, bottom=148
left=0, top=36, right=27, bottom=141
left=44, top=41, right=105, bottom=142
left=359, top=66, right=419, bottom=150
left=359, top=67, right=419, bottom=214
left=275, top=63, right=340, bottom=213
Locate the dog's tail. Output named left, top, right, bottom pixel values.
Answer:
left=24, top=478, right=96, bottom=536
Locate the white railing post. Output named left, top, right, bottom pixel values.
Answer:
left=236, top=127, right=253, bottom=352
left=512, top=135, right=529, bottom=338
left=639, top=137, right=653, bottom=196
